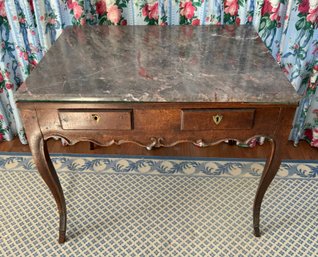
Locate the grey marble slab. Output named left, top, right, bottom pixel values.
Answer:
left=15, top=25, right=300, bottom=103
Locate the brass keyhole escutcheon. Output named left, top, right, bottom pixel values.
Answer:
left=213, top=114, right=223, bottom=125
left=91, top=114, right=101, bottom=123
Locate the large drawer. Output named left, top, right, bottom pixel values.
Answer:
left=181, top=109, right=255, bottom=130
left=59, top=109, right=133, bottom=130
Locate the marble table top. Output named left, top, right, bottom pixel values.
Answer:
left=16, top=25, right=300, bottom=104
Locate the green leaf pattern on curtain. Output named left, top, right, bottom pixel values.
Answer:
left=0, top=0, right=317, bottom=146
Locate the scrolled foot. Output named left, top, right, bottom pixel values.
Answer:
left=254, top=226, right=261, bottom=237
left=58, top=231, right=66, bottom=244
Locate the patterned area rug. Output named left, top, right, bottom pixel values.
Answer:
left=1, top=153, right=318, bottom=257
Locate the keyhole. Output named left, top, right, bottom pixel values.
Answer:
left=213, top=114, right=223, bottom=125
left=91, top=114, right=100, bottom=122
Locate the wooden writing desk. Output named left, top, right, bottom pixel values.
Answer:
left=15, top=25, right=300, bottom=243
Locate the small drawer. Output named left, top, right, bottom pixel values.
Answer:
left=59, top=109, right=133, bottom=130
left=181, top=109, right=255, bottom=130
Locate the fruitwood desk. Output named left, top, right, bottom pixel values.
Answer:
left=16, top=25, right=300, bottom=243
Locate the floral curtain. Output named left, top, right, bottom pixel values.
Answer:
left=0, top=0, right=317, bottom=146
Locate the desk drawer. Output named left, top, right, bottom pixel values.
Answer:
left=59, top=109, right=133, bottom=130
left=181, top=109, right=255, bottom=130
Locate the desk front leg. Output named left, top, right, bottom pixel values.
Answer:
left=21, top=109, right=67, bottom=244
left=253, top=107, right=295, bottom=237
left=253, top=138, right=281, bottom=237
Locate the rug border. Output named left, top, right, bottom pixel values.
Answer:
left=1, top=151, right=317, bottom=164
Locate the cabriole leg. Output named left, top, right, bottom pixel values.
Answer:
left=22, top=109, right=67, bottom=244
left=253, top=139, right=281, bottom=237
